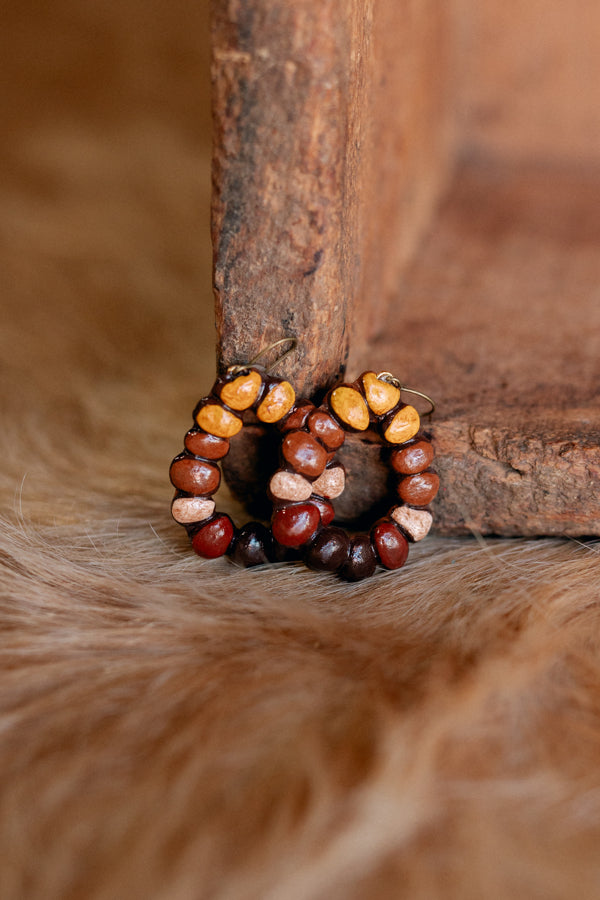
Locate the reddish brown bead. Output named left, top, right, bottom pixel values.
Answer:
left=184, top=430, right=229, bottom=460
left=340, top=535, right=377, bottom=582
left=310, top=498, right=335, bottom=526
left=191, top=514, right=234, bottom=559
left=391, top=440, right=434, bottom=475
left=169, top=457, right=221, bottom=495
left=371, top=520, right=409, bottom=570
left=282, top=431, right=328, bottom=478
left=304, top=527, right=350, bottom=573
left=230, top=522, right=273, bottom=568
left=280, top=401, right=315, bottom=432
left=307, top=410, right=345, bottom=450
left=398, top=472, right=440, bottom=506
left=272, top=503, right=320, bottom=548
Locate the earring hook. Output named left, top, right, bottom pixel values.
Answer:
left=227, top=337, right=298, bottom=376
left=377, top=372, right=436, bottom=416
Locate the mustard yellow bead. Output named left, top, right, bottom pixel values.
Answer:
left=256, top=381, right=295, bottom=423
left=196, top=403, right=242, bottom=438
left=220, top=370, right=262, bottom=411
left=361, top=371, right=401, bottom=416
left=383, top=405, right=420, bottom=444
left=330, top=386, right=369, bottom=431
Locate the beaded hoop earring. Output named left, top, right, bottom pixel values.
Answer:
left=268, top=371, right=438, bottom=582
left=170, top=341, right=309, bottom=566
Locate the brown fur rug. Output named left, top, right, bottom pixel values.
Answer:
left=2, top=3, right=600, bottom=897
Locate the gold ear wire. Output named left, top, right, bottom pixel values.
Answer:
left=227, top=337, right=298, bottom=376
left=377, top=372, right=436, bottom=416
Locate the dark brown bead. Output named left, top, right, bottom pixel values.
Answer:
left=272, top=503, right=320, bottom=547
left=184, top=430, right=230, bottom=460
left=282, top=431, right=328, bottom=478
left=398, top=472, right=440, bottom=506
left=279, top=400, right=315, bottom=432
left=307, top=410, right=345, bottom=450
left=191, top=514, right=235, bottom=558
left=371, top=520, right=409, bottom=570
left=391, top=440, right=434, bottom=475
left=304, top=526, right=350, bottom=573
left=169, top=457, right=221, bottom=495
left=340, top=535, right=377, bottom=582
left=230, top=522, right=273, bottom=568
left=310, top=498, right=335, bottom=526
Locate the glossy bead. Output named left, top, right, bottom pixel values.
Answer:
left=220, top=370, right=262, bottom=411
left=371, top=520, right=409, bottom=569
left=311, top=466, right=345, bottom=499
left=383, top=405, right=420, bottom=444
left=280, top=401, right=315, bottom=432
left=272, top=503, right=320, bottom=547
left=269, top=471, right=313, bottom=502
left=230, top=522, right=272, bottom=567
left=196, top=403, right=242, bottom=438
left=340, top=535, right=377, bottom=582
left=391, top=440, right=434, bottom=475
left=329, top=386, right=370, bottom=431
left=398, top=472, right=440, bottom=506
left=256, top=381, right=295, bottom=423
left=304, top=527, right=350, bottom=573
left=282, top=431, right=328, bottom=478
left=169, top=457, right=220, bottom=495
left=191, top=514, right=235, bottom=558
left=171, top=497, right=215, bottom=525
left=184, top=430, right=229, bottom=460
left=361, top=371, right=400, bottom=416
left=391, top=505, right=433, bottom=542
left=307, top=410, right=345, bottom=450
left=310, top=498, right=335, bottom=526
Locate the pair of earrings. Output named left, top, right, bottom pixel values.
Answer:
left=169, top=340, right=439, bottom=582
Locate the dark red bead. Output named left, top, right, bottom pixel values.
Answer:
left=310, top=498, right=335, bottom=526
left=398, top=472, right=440, bottom=506
left=307, top=410, right=345, bottom=450
left=304, top=527, right=350, bottom=573
left=184, top=430, right=229, bottom=460
left=230, top=522, right=273, bottom=568
left=391, top=440, right=434, bottom=475
left=279, top=401, right=315, bottom=432
left=272, top=503, right=320, bottom=547
left=191, top=514, right=234, bottom=559
left=340, top=535, right=377, bottom=582
left=169, top=457, right=221, bottom=495
left=282, top=431, right=328, bottom=478
left=371, top=520, right=409, bottom=570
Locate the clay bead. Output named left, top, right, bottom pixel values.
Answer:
left=340, top=535, right=377, bottom=582
left=371, top=520, right=409, bottom=570
left=191, top=514, right=235, bottom=558
left=304, top=526, right=350, bottom=573
left=329, top=386, right=370, bottom=431
left=390, top=440, right=434, bottom=475
left=184, top=430, right=229, bottom=460
left=307, top=410, right=345, bottom=450
left=272, top=503, right=320, bottom=547
left=391, top=506, right=433, bottom=542
left=171, top=497, right=215, bottom=525
left=280, top=401, right=315, bottom=433
left=220, top=370, right=262, bottom=411
left=311, top=466, right=345, bottom=499
left=169, top=457, right=221, bottom=495
left=269, top=471, right=313, bottom=502
left=256, top=381, right=295, bottom=423
left=196, top=403, right=242, bottom=438
left=282, top=431, right=328, bottom=478
left=230, top=522, right=273, bottom=568
left=398, top=472, right=440, bottom=506
left=310, top=498, right=335, bottom=526
left=383, top=405, right=420, bottom=444
left=361, top=371, right=401, bottom=416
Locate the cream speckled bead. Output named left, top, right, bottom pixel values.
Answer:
left=269, top=471, right=313, bottom=502
left=311, top=466, right=345, bottom=499
left=171, top=497, right=216, bottom=525
left=390, top=505, right=433, bottom=541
